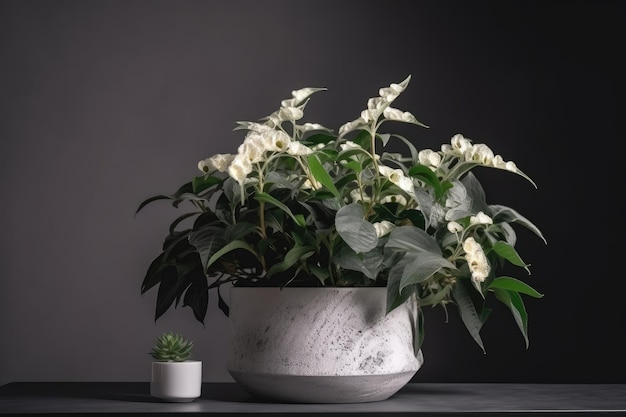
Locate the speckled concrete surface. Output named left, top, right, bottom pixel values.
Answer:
left=227, top=287, right=423, bottom=403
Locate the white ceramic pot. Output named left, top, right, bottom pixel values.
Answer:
left=150, top=360, right=202, bottom=402
left=227, top=287, right=423, bottom=403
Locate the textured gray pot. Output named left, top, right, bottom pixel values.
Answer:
left=227, top=287, right=423, bottom=403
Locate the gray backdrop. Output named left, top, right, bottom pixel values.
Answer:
left=1, top=0, right=623, bottom=385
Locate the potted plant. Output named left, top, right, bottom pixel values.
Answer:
left=149, top=332, right=202, bottom=402
left=137, top=75, right=546, bottom=402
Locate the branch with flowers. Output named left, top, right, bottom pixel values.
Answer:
left=137, top=75, right=546, bottom=353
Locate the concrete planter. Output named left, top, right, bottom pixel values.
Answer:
left=150, top=360, right=202, bottom=402
left=227, top=287, right=423, bottom=403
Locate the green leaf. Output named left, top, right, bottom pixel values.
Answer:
left=335, top=203, right=378, bottom=253
left=490, top=204, right=547, bottom=244
left=399, top=253, right=455, bottom=291
left=188, top=226, right=227, bottom=273
left=512, top=167, right=537, bottom=189
left=377, top=133, right=391, bottom=146
left=172, top=192, right=209, bottom=208
left=336, top=148, right=372, bottom=164
left=136, top=182, right=195, bottom=215
left=389, top=134, right=419, bottom=163
left=494, top=288, right=530, bottom=348
left=461, top=172, right=489, bottom=214
left=161, top=231, right=194, bottom=261
left=217, top=286, right=230, bottom=317
left=135, top=195, right=171, bottom=216
left=308, top=264, right=330, bottom=284
left=301, top=133, right=336, bottom=145
left=452, top=281, right=485, bottom=353
left=332, top=245, right=384, bottom=280
left=142, top=252, right=170, bottom=294
left=205, top=240, right=259, bottom=271
left=264, top=209, right=285, bottom=233
left=169, top=212, right=200, bottom=234
left=409, top=164, right=444, bottom=199
left=488, top=277, right=544, bottom=298
left=307, top=154, right=341, bottom=199
left=155, top=272, right=178, bottom=322
left=351, top=129, right=372, bottom=150
left=386, top=258, right=414, bottom=313
left=417, top=284, right=452, bottom=308
left=192, top=175, right=221, bottom=194
left=225, top=222, right=257, bottom=242
left=414, top=307, right=425, bottom=355
left=343, top=160, right=362, bottom=173
left=182, top=268, right=209, bottom=324
left=491, top=241, right=530, bottom=271
left=385, top=225, right=441, bottom=255
left=266, top=245, right=316, bottom=277
left=255, top=192, right=306, bottom=227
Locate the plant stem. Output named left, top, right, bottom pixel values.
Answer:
left=367, top=125, right=382, bottom=217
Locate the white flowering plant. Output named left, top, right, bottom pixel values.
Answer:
left=137, top=75, right=546, bottom=353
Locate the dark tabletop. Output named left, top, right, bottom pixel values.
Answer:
left=1, top=382, right=625, bottom=416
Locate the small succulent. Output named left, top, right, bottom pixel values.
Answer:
left=150, top=332, right=193, bottom=362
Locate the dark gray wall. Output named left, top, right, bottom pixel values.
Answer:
left=1, top=0, right=623, bottom=385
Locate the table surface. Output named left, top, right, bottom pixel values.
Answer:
left=1, top=382, right=625, bottom=415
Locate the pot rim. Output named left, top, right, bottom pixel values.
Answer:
left=229, top=286, right=387, bottom=291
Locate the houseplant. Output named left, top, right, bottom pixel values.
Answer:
left=149, top=332, right=202, bottom=402
left=137, top=75, right=545, bottom=401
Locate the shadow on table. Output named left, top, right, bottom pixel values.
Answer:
left=0, top=381, right=475, bottom=405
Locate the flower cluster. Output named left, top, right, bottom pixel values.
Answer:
left=138, top=75, right=546, bottom=353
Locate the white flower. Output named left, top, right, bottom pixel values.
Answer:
left=287, top=141, right=313, bottom=156
left=505, top=161, right=518, bottom=172
left=302, top=177, right=322, bottom=190
left=198, top=158, right=213, bottom=173
left=462, top=236, right=481, bottom=253
left=228, top=154, right=252, bottom=183
left=492, top=155, right=506, bottom=169
left=373, top=220, right=395, bottom=237
left=383, top=107, right=420, bottom=124
left=266, top=113, right=282, bottom=128
left=396, top=176, right=416, bottom=198
left=378, top=82, right=405, bottom=102
left=212, top=154, right=235, bottom=172
left=449, top=134, right=473, bottom=155
left=380, top=194, right=408, bottom=206
left=277, top=106, right=304, bottom=121
left=378, top=165, right=415, bottom=197
left=198, top=154, right=235, bottom=173
left=470, top=211, right=493, bottom=226
left=418, top=149, right=441, bottom=167
left=492, top=155, right=519, bottom=173
left=463, top=237, right=490, bottom=284
left=340, top=141, right=364, bottom=152
left=246, top=123, right=274, bottom=134
left=377, top=164, right=394, bottom=178
left=297, top=123, right=331, bottom=133
left=367, top=97, right=386, bottom=112
left=361, top=109, right=377, bottom=123
left=466, top=143, right=494, bottom=165
left=262, top=130, right=291, bottom=152
left=447, top=221, right=463, bottom=233
left=349, top=188, right=371, bottom=203
left=338, top=117, right=366, bottom=137
left=280, top=87, right=326, bottom=108
left=239, top=134, right=266, bottom=163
